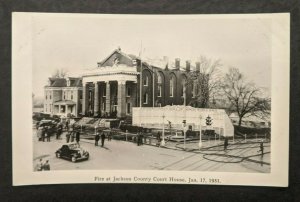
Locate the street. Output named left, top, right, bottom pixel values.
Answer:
left=33, top=129, right=270, bottom=173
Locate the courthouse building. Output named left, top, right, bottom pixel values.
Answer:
left=44, top=48, right=205, bottom=118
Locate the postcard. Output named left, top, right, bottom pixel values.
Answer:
left=12, top=12, right=289, bottom=186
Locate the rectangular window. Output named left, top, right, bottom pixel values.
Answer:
left=103, top=86, right=106, bottom=97
left=127, top=87, right=131, bottom=97
left=127, top=102, right=131, bottom=114
left=63, top=92, right=66, bottom=100
left=79, top=91, right=83, bottom=99
left=71, top=91, right=73, bottom=100
left=143, top=93, right=148, bottom=104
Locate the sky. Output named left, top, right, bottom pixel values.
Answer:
left=32, top=14, right=272, bottom=97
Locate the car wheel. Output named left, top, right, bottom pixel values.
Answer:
left=56, top=153, right=61, bottom=158
left=71, top=156, right=77, bottom=162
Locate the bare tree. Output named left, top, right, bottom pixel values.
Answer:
left=221, top=67, right=270, bottom=126
left=52, top=68, right=68, bottom=78
left=187, top=56, right=223, bottom=108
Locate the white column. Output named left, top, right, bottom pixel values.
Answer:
left=117, top=80, right=126, bottom=117
left=94, top=82, right=99, bottom=116
left=105, top=81, right=111, bottom=115
left=65, top=104, right=68, bottom=116
left=82, top=82, right=88, bottom=116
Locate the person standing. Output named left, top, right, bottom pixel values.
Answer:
left=224, top=138, right=229, bottom=151
left=156, top=132, right=161, bottom=146
left=95, top=133, right=100, bottom=146
left=45, top=127, right=50, bottom=142
left=66, top=131, right=70, bottom=143
left=75, top=130, right=80, bottom=145
left=70, top=130, right=75, bottom=142
left=56, top=125, right=62, bottom=140
left=140, top=131, right=144, bottom=145
left=41, top=126, right=46, bottom=142
left=136, top=132, right=140, bottom=146
left=107, top=131, right=112, bottom=141
left=65, top=120, right=69, bottom=131
left=100, top=131, right=106, bottom=147
left=36, top=159, right=43, bottom=171
left=258, top=142, right=264, bottom=156
left=43, top=160, right=50, bottom=171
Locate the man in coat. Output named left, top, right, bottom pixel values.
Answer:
left=75, top=130, right=80, bottom=145
left=224, top=138, right=229, bottom=151
left=100, top=132, right=106, bottom=147
left=95, top=133, right=100, bottom=146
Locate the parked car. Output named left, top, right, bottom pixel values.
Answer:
left=55, top=143, right=89, bottom=162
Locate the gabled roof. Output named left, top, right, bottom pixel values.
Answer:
left=99, top=48, right=136, bottom=67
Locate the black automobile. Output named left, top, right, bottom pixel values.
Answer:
left=55, top=143, right=89, bottom=162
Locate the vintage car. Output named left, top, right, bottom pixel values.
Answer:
left=55, top=143, right=89, bottom=162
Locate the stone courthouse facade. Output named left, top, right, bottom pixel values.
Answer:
left=44, top=48, right=204, bottom=118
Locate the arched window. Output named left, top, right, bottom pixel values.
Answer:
left=157, top=73, right=162, bottom=97
left=170, top=76, right=174, bottom=97
left=143, top=75, right=148, bottom=86
left=158, top=74, right=162, bottom=84
left=181, top=76, right=186, bottom=97
left=192, top=80, right=196, bottom=98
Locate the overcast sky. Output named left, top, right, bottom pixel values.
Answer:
left=32, top=14, right=272, bottom=97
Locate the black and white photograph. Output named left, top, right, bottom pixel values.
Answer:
left=12, top=12, right=289, bottom=186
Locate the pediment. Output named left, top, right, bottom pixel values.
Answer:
left=100, top=50, right=135, bottom=67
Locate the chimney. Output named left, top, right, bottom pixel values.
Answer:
left=186, top=60, right=190, bottom=72
left=175, top=58, right=180, bottom=70
left=196, top=62, right=200, bottom=72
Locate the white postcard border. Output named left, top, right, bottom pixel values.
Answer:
left=12, top=12, right=290, bottom=187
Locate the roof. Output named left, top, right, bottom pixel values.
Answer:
left=99, top=49, right=135, bottom=67
left=49, top=78, right=66, bottom=87
left=53, top=100, right=76, bottom=105
left=67, top=77, right=82, bottom=87
left=46, top=77, right=82, bottom=87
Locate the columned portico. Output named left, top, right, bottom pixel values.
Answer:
left=117, top=80, right=126, bottom=117
left=82, top=64, right=138, bottom=118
